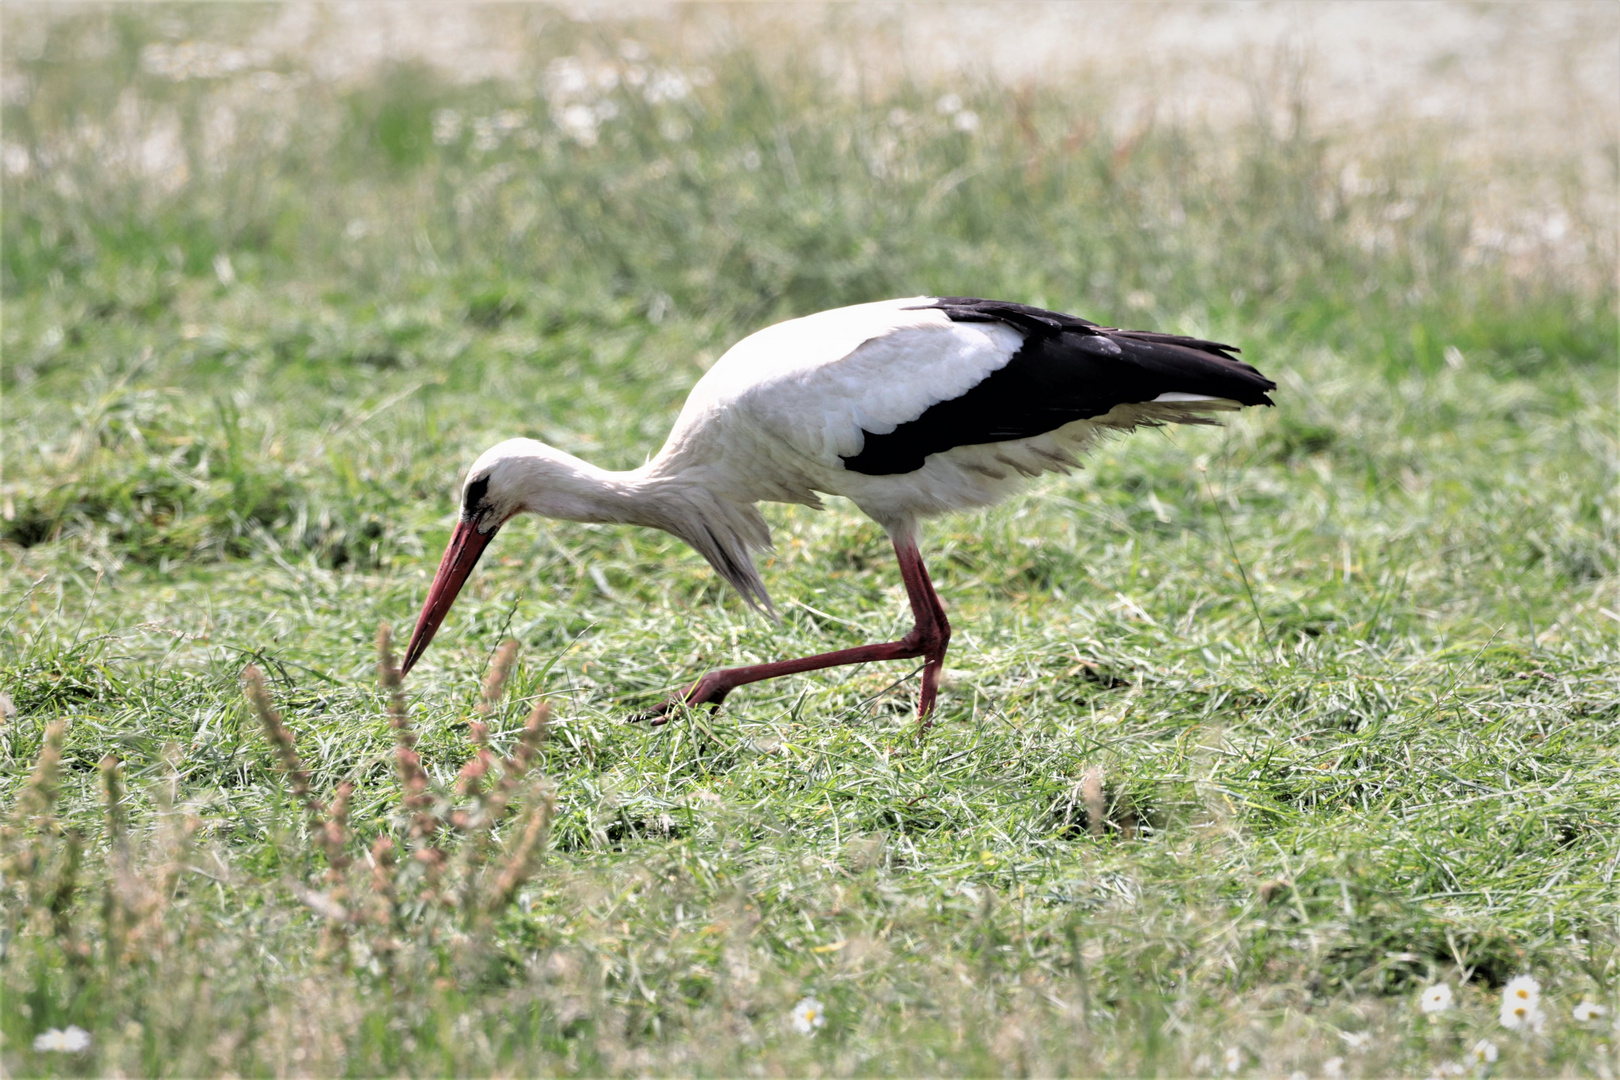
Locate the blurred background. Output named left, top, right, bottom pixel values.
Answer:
left=4, top=2, right=1612, bottom=341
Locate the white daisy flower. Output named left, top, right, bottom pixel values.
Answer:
left=33, top=1026, right=91, bottom=1053
left=1498, top=998, right=1544, bottom=1033
left=1223, top=1045, right=1242, bottom=1073
left=1322, top=1056, right=1345, bottom=1079
left=1468, top=1038, right=1498, bottom=1064
left=1502, top=975, right=1540, bottom=1006
left=1420, top=982, right=1455, bottom=1014
left=791, top=996, right=826, bottom=1034
left=1499, top=975, right=1544, bottom=1032
left=1573, top=999, right=1608, bottom=1022
left=1340, top=1029, right=1373, bottom=1051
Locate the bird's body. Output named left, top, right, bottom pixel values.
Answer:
left=403, top=296, right=1275, bottom=721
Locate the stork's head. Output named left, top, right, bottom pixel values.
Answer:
left=400, top=438, right=627, bottom=675
left=401, top=440, right=539, bottom=675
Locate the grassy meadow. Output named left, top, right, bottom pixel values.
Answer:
left=2, top=6, right=1617, bottom=1075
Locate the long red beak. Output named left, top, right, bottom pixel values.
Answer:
left=401, top=519, right=499, bottom=675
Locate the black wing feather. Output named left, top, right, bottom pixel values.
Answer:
left=840, top=298, right=1275, bottom=476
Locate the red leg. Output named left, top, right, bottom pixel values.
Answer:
left=639, top=533, right=951, bottom=725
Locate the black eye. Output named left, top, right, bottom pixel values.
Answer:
left=462, top=475, right=491, bottom=520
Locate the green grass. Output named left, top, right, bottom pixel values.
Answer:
left=2, top=6, right=1617, bottom=1076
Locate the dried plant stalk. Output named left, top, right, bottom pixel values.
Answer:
left=477, top=640, right=520, bottom=719
left=243, top=665, right=319, bottom=814
left=453, top=750, right=494, bottom=802
left=49, top=827, right=85, bottom=959
left=116, top=812, right=199, bottom=965
left=376, top=624, right=411, bottom=744
left=99, top=755, right=127, bottom=853
left=246, top=665, right=359, bottom=883
left=317, top=782, right=354, bottom=875
left=18, top=719, right=66, bottom=825
left=480, top=700, right=551, bottom=830
left=483, top=786, right=555, bottom=914
left=468, top=639, right=518, bottom=748
left=99, top=755, right=130, bottom=963
left=451, top=640, right=518, bottom=847
left=1082, top=765, right=1105, bottom=838
left=377, top=626, right=437, bottom=838
left=503, top=700, right=551, bottom=790
left=368, top=837, right=399, bottom=925
left=1, top=720, right=66, bottom=891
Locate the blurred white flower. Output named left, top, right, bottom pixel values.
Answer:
left=1222, top=1045, right=1242, bottom=1073
left=659, top=117, right=691, bottom=142
left=545, top=57, right=591, bottom=99
left=1499, top=975, right=1544, bottom=1032
left=2, top=142, right=31, bottom=177
left=1468, top=1038, right=1498, bottom=1064
left=1573, top=1000, right=1608, bottom=1022
left=1340, top=1030, right=1373, bottom=1051
left=935, top=92, right=963, bottom=115
left=556, top=105, right=599, bottom=147
left=493, top=109, right=527, bottom=134
left=617, top=38, right=649, bottom=61
left=344, top=219, right=368, bottom=241
left=741, top=148, right=762, bottom=171
left=33, top=1026, right=91, bottom=1053
left=1322, top=1056, right=1344, bottom=1079
left=1420, top=982, right=1455, bottom=1014
left=952, top=110, right=980, bottom=133
left=471, top=116, right=498, bottom=152
left=887, top=107, right=910, bottom=127
left=644, top=69, right=690, bottom=104
left=791, top=996, right=826, bottom=1034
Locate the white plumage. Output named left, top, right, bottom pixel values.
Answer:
left=401, top=296, right=1276, bottom=724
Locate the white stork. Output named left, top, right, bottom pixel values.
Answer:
left=400, top=296, right=1275, bottom=722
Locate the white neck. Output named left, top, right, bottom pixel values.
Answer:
left=469, top=437, right=775, bottom=611
left=472, top=439, right=654, bottom=525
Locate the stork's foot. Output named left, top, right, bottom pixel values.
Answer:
left=629, top=675, right=732, bottom=725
